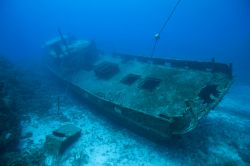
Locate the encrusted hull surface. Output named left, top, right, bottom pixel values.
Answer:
left=46, top=38, right=233, bottom=140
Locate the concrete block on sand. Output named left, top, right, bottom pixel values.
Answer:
left=45, top=124, right=81, bottom=155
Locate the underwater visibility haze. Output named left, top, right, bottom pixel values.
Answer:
left=0, top=0, right=250, bottom=165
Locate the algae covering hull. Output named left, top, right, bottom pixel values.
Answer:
left=45, top=37, right=233, bottom=141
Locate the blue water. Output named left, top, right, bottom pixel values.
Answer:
left=1, top=0, right=250, bottom=165
left=1, top=0, right=250, bottom=82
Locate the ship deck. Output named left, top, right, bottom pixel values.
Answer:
left=65, top=54, right=230, bottom=117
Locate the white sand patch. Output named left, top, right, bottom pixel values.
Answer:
left=221, top=84, right=250, bottom=110
left=20, top=103, right=179, bottom=166
left=19, top=83, right=250, bottom=166
left=208, top=143, right=245, bottom=166
left=20, top=113, right=61, bottom=150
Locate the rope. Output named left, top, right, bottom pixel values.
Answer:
left=158, top=0, right=182, bottom=35
left=150, top=40, right=159, bottom=58
left=150, top=0, right=182, bottom=58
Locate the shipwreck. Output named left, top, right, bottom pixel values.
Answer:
left=45, top=35, right=232, bottom=141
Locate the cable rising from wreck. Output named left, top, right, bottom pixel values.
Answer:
left=150, top=0, right=183, bottom=58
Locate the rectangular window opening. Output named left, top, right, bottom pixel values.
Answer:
left=94, top=62, right=119, bottom=79
left=121, top=74, right=141, bottom=85
left=139, top=77, right=161, bottom=91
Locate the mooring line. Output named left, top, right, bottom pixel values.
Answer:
left=150, top=0, right=182, bottom=58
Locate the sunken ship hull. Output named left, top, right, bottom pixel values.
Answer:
left=45, top=37, right=233, bottom=141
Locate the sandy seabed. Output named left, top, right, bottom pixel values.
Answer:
left=19, top=82, right=250, bottom=166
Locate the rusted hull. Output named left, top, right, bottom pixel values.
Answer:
left=48, top=54, right=232, bottom=141
left=45, top=37, right=233, bottom=141
left=50, top=70, right=173, bottom=141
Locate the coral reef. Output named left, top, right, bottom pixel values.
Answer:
left=0, top=56, right=50, bottom=165
left=0, top=55, right=69, bottom=165
left=0, top=97, right=20, bottom=154
left=0, top=56, right=21, bottom=154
